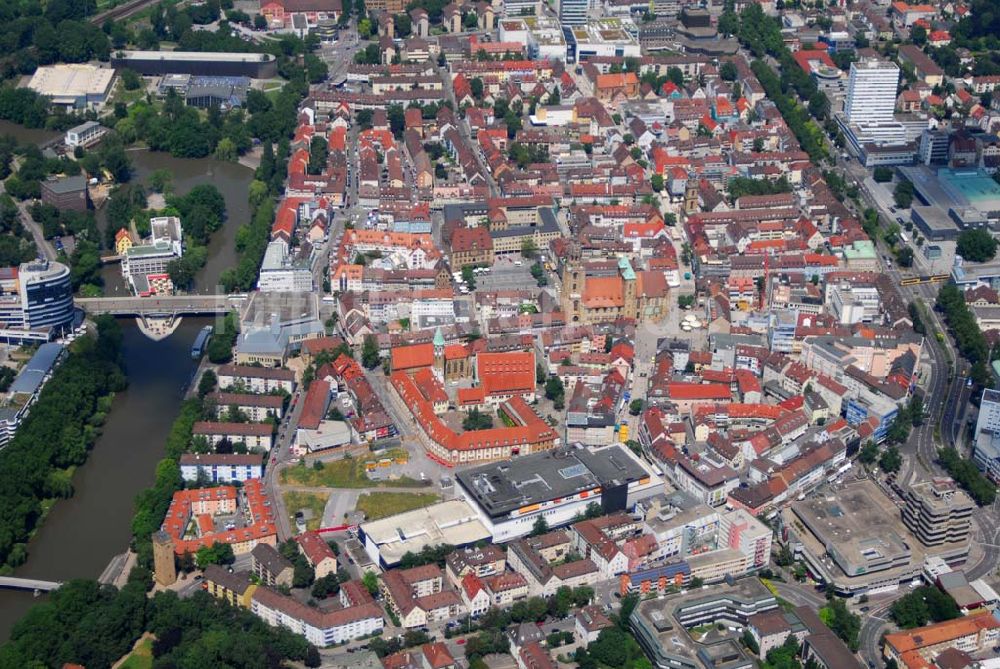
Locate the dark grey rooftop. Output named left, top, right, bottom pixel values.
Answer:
left=456, top=445, right=647, bottom=518
left=42, top=175, right=87, bottom=194
left=9, top=343, right=64, bottom=395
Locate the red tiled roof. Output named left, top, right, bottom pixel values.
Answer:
left=296, top=530, right=337, bottom=566
left=298, top=379, right=330, bottom=430
left=391, top=343, right=435, bottom=371
left=477, top=351, right=535, bottom=398
left=667, top=383, right=731, bottom=401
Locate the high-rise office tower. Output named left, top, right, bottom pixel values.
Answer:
left=558, top=0, right=588, bottom=26
left=973, top=388, right=1000, bottom=482
left=845, top=59, right=900, bottom=124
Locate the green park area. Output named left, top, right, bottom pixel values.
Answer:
left=117, top=637, right=154, bottom=669
left=354, top=492, right=440, bottom=521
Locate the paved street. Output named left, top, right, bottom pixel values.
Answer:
left=858, top=597, right=897, bottom=668
left=265, top=385, right=309, bottom=540
left=0, top=182, right=57, bottom=261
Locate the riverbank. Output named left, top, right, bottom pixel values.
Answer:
left=0, top=318, right=208, bottom=641
left=0, top=319, right=127, bottom=573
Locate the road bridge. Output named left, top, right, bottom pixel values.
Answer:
left=77, top=294, right=243, bottom=317
left=0, top=576, right=62, bottom=592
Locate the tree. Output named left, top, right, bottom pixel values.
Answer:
left=292, top=557, right=314, bottom=588
left=461, top=264, right=476, bottom=288
left=859, top=441, right=879, bottom=466
left=463, top=408, right=494, bottom=431
left=894, top=180, right=915, bottom=208
left=120, top=68, right=143, bottom=90
left=529, top=515, right=549, bottom=536
left=938, top=446, right=997, bottom=506
left=470, top=77, right=484, bottom=99
left=821, top=598, right=860, bottom=651
left=897, top=246, right=914, bottom=268
left=587, top=627, right=631, bottom=667
left=628, top=399, right=644, bottom=416
left=891, top=586, right=960, bottom=628
left=362, top=334, right=380, bottom=369
left=198, top=370, right=217, bottom=398
left=148, top=168, right=174, bottom=194
left=307, top=136, right=328, bottom=174
left=879, top=446, right=903, bottom=474
left=387, top=104, right=406, bottom=138
left=719, top=10, right=739, bottom=36
left=521, top=238, right=538, bottom=259
left=207, top=312, right=238, bottom=364
left=195, top=542, right=235, bottom=567
left=957, top=228, right=998, bottom=262
left=544, top=375, right=565, bottom=410
left=362, top=570, right=379, bottom=596
left=874, top=166, right=894, bottom=182
left=911, top=24, right=927, bottom=46
left=650, top=174, right=664, bottom=192
left=719, top=61, right=738, bottom=81
left=774, top=543, right=795, bottom=567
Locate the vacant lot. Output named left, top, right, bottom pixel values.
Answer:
left=279, top=448, right=422, bottom=489
left=283, top=490, right=331, bottom=531
left=354, top=491, right=440, bottom=521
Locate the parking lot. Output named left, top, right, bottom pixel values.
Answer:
left=473, top=257, right=539, bottom=292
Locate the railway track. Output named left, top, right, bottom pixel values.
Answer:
left=89, top=0, right=160, bottom=25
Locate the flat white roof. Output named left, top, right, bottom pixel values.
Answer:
left=360, top=499, right=490, bottom=564
left=27, top=64, right=115, bottom=99
left=115, top=50, right=275, bottom=63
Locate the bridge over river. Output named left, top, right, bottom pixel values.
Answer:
left=76, top=294, right=243, bottom=317
left=0, top=577, right=62, bottom=593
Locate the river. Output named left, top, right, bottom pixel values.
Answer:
left=0, top=317, right=211, bottom=640
left=0, top=119, right=251, bottom=294
left=0, top=124, right=253, bottom=642
left=100, top=150, right=252, bottom=294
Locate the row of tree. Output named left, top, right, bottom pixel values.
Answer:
left=936, top=283, right=993, bottom=386
left=218, top=69, right=304, bottom=292
left=750, top=60, right=828, bottom=162
left=937, top=445, right=997, bottom=506
left=0, top=317, right=126, bottom=568
left=730, top=4, right=829, bottom=161
left=0, top=577, right=318, bottom=668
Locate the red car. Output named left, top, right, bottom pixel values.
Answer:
left=456, top=639, right=465, bottom=645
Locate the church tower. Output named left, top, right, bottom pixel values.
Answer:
left=620, top=256, right=637, bottom=320
left=561, top=240, right=585, bottom=322
left=684, top=175, right=699, bottom=215
left=433, top=326, right=445, bottom=378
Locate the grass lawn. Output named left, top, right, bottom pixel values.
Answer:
left=283, top=490, right=330, bottom=531
left=280, top=449, right=423, bottom=489
left=354, top=492, right=440, bottom=521
left=118, top=638, right=154, bottom=669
